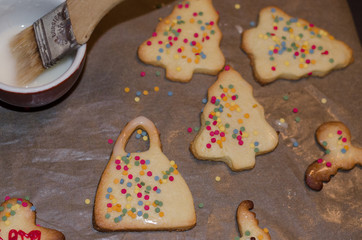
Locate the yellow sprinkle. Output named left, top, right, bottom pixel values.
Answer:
left=299, top=58, right=304, bottom=63
left=295, top=36, right=300, bottom=41
left=328, top=133, right=333, bottom=138
left=263, top=35, right=268, bottom=40
left=143, top=136, right=148, bottom=141
left=284, top=61, right=290, bottom=66
left=253, top=104, right=258, bottom=108
left=126, top=204, right=131, bottom=209
left=154, top=86, right=159, bottom=92
left=143, top=90, right=149, bottom=96
left=170, top=160, right=175, bottom=166
left=321, top=98, right=327, bottom=104
left=140, top=171, right=145, bottom=176
left=215, top=176, right=221, bottom=181
left=280, top=118, right=285, bottom=123
left=243, top=132, right=249, bottom=138
left=234, top=3, right=240, bottom=9
left=250, top=143, right=255, bottom=148
left=162, top=179, right=167, bottom=184
left=264, top=228, right=269, bottom=233
left=127, top=196, right=132, bottom=201
left=296, top=22, right=301, bottom=27
left=253, top=131, right=259, bottom=136
left=135, top=97, right=140, bottom=102
left=215, top=112, right=221, bottom=117
left=338, top=140, right=342, bottom=145
left=258, top=33, right=263, bottom=38
left=195, top=58, right=200, bottom=64
left=5, top=220, right=10, bottom=226
left=220, top=126, right=225, bottom=132
left=236, top=108, right=241, bottom=112
left=112, top=198, right=117, bottom=204
left=174, top=54, right=179, bottom=60
left=124, top=87, right=130, bottom=93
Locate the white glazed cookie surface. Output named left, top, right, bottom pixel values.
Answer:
left=242, top=6, right=353, bottom=84
left=138, top=0, right=225, bottom=82
left=93, top=116, right=196, bottom=231
left=191, top=68, right=278, bottom=171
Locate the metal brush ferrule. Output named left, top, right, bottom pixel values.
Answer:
left=33, top=2, right=79, bottom=68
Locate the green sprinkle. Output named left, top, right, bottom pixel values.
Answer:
left=163, top=175, right=168, bottom=179
left=199, top=11, right=203, bottom=16
left=143, top=213, right=149, bottom=219
left=135, top=161, right=140, bottom=166
left=198, top=203, right=204, bottom=208
left=295, top=117, right=301, bottom=123
left=155, top=71, right=161, bottom=76
left=219, top=84, right=223, bottom=89
left=135, top=177, right=140, bottom=182
left=269, top=57, right=275, bottom=61
left=24, top=196, right=30, bottom=201
left=158, top=201, right=163, bottom=206
left=318, top=46, right=323, bottom=51
left=197, top=20, right=203, bottom=24
left=122, top=209, right=127, bottom=214
left=10, top=210, right=15, bottom=216
left=114, top=217, right=120, bottom=223
left=329, top=58, right=334, bottom=63
left=254, top=148, right=260, bottom=153
left=163, top=31, right=168, bottom=36
left=210, top=30, right=215, bottom=35
left=245, top=230, right=251, bottom=236
left=287, top=48, right=292, bottom=52
left=240, top=127, right=246, bottom=132
left=299, top=33, right=303, bottom=38
left=322, top=141, right=328, bottom=146
left=228, top=84, right=234, bottom=89
left=2, top=216, right=7, bottom=221
left=232, top=134, right=237, bottom=139
left=154, top=200, right=159, bottom=205
left=131, top=208, right=136, bottom=213
left=194, top=126, right=200, bottom=131
left=283, top=95, right=289, bottom=101
left=325, top=149, right=331, bottom=154
left=155, top=207, right=160, bottom=213
left=205, top=121, right=210, bottom=126
left=6, top=204, right=12, bottom=209
left=146, top=186, right=152, bottom=191
left=301, top=53, right=306, bottom=58
left=105, top=213, right=110, bottom=219
left=225, top=123, right=230, bottom=128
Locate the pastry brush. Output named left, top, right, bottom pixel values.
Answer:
left=10, top=0, right=124, bottom=86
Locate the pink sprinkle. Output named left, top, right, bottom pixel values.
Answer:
left=210, top=21, right=214, bottom=26
left=178, top=4, right=183, bottom=8
left=5, top=196, right=10, bottom=201
left=206, top=126, right=211, bottom=131
left=238, top=140, right=244, bottom=145
left=292, top=108, right=298, bottom=113
left=177, top=28, right=182, bottom=33
left=144, top=205, right=150, bottom=210
left=191, top=41, right=196, bottom=46
left=174, top=37, right=178, bottom=41
left=121, top=189, right=127, bottom=194
left=137, top=184, right=142, bottom=188
left=137, top=192, right=142, bottom=198
left=209, top=114, right=214, bottom=119
left=273, top=26, right=278, bottom=30
left=107, top=203, right=112, bottom=208
left=273, top=49, right=278, bottom=54
left=321, top=51, right=329, bottom=55
left=194, top=33, right=199, bottom=38
left=152, top=32, right=157, bottom=37
left=309, top=23, right=314, bottom=27
left=220, top=93, right=225, bottom=98
left=140, top=159, right=146, bottom=165
left=146, top=41, right=152, bottom=46
left=158, top=41, right=163, bottom=44
left=206, top=143, right=212, bottom=148
left=271, top=66, right=276, bottom=71
left=187, top=127, right=192, bottom=133
left=231, top=96, right=236, bottom=100
left=183, top=38, right=188, bottom=43
left=224, top=65, right=230, bottom=71
left=237, top=135, right=242, bottom=141
left=306, top=59, right=311, bottom=64
left=337, top=130, right=342, bottom=135
left=206, top=36, right=210, bottom=40
left=115, top=159, right=121, bottom=164
left=178, top=48, right=182, bottom=53
left=22, top=202, right=28, bottom=207
left=140, top=72, right=146, bottom=77
left=169, top=176, right=174, bottom=181
left=185, top=3, right=189, bottom=8
left=311, top=45, right=316, bottom=49
left=211, top=138, right=216, bottom=143
left=116, top=165, right=122, bottom=170
left=135, top=156, right=140, bottom=160
left=294, top=52, right=299, bottom=56
left=128, top=174, right=133, bottom=180
left=326, top=162, right=332, bottom=167
left=147, top=171, right=152, bottom=177
left=220, top=132, right=225, bottom=137
left=212, top=121, right=217, bottom=125
left=308, top=72, right=313, bottom=76
left=214, top=130, right=220, bottom=135
left=342, top=138, right=347, bottom=142
left=153, top=186, right=158, bottom=191
left=210, top=131, right=215, bottom=136
left=124, top=166, right=129, bottom=171
left=317, top=158, right=323, bottom=163
left=108, top=139, right=113, bottom=144
left=144, top=195, right=150, bottom=200
left=168, top=36, right=172, bottom=41
left=301, top=49, right=305, bottom=53
left=193, top=12, right=198, bottom=16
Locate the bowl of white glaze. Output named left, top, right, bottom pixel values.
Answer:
left=0, top=0, right=86, bottom=108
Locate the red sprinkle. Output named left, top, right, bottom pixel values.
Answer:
left=326, top=162, right=332, bottom=167
left=273, top=26, right=278, bottom=30
left=140, top=72, right=146, bottom=77
left=152, top=32, right=157, bottom=37
left=169, top=176, right=174, bottom=181
left=342, top=138, right=347, bottom=142
left=187, top=127, right=192, bottom=133
left=271, top=66, right=276, bottom=71
left=206, top=143, right=212, bottom=148
left=317, top=158, right=323, bottom=163
left=146, top=41, right=152, bottom=46
left=108, top=139, right=113, bottom=144
left=225, top=65, right=230, bottom=71
left=292, top=108, right=298, bottom=113
left=147, top=171, right=152, bottom=177
left=337, top=130, right=342, bottom=135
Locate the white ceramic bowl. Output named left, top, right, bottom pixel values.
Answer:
left=0, top=0, right=86, bottom=108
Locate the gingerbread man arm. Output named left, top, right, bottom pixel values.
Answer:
left=305, top=122, right=362, bottom=191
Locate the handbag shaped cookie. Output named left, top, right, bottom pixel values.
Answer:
left=93, top=116, right=196, bottom=231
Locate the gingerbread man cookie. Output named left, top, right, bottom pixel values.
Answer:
left=93, top=116, right=196, bottom=231
left=305, top=122, right=362, bottom=191
left=242, top=6, right=353, bottom=84
left=190, top=67, right=278, bottom=171
left=138, top=0, right=225, bottom=82
left=237, top=200, right=271, bottom=240
left=0, top=197, right=65, bottom=240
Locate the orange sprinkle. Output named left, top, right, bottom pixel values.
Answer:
left=159, top=212, right=164, bottom=217
left=187, top=58, right=192, bottom=63
left=190, top=18, right=195, bottom=23
left=227, top=113, right=232, bottom=118
left=222, top=97, right=228, bottom=101
left=311, top=60, right=316, bottom=64
left=207, top=25, right=212, bottom=30
left=107, top=208, right=112, bottom=212
left=173, top=164, right=178, bottom=169
left=173, top=170, right=179, bottom=175
left=113, top=178, right=119, bottom=184
left=122, top=171, right=128, bottom=176
left=164, top=19, right=170, bottom=24
left=253, top=104, right=258, bottom=108
left=139, top=171, right=145, bottom=176
left=195, top=58, right=200, bottom=64
left=142, top=165, right=147, bottom=170
left=225, top=103, right=230, bottom=108
left=216, top=140, right=222, bottom=145
left=221, top=137, right=226, bottom=142
left=109, top=195, right=115, bottom=200
left=344, top=145, right=349, bottom=150
left=238, top=119, right=243, bottom=124
left=244, top=113, right=250, bottom=118
left=299, top=63, right=304, bottom=68
left=153, top=202, right=157, bottom=207
left=231, top=88, right=236, bottom=93
left=223, top=88, right=228, bottom=93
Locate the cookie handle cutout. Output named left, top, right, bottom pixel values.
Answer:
left=113, top=116, right=161, bottom=154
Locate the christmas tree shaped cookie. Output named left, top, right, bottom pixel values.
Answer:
left=93, top=116, right=196, bottom=231
left=237, top=200, right=271, bottom=240
left=138, top=0, right=225, bottom=82
left=242, top=6, right=353, bottom=84
left=190, top=68, right=278, bottom=171
left=0, top=197, right=65, bottom=240
left=305, top=122, right=362, bottom=191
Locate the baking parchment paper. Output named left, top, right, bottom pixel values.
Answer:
left=1, top=0, right=361, bottom=239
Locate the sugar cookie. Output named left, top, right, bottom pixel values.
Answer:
left=138, top=0, right=225, bottom=82
left=237, top=200, right=271, bottom=240
left=0, top=197, right=65, bottom=240
left=305, top=122, right=362, bottom=191
left=93, top=116, right=196, bottom=231
left=242, top=6, right=353, bottom=84
left=190, top=68, right=278, bottom=171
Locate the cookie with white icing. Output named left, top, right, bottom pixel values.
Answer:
left=93, top=116, right=196, bottom=231
left=0, top=197, right=65, bottom=240
left=305, top=122, right=362, bottom=191
left=190, top=67, right=278, bottom=171
left=138, top=0, right=225, bottom=82
left=242, top=6, right=353, bottom=84
left=237, top=200, right=271, bottom=240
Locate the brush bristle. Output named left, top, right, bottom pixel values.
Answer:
left=10, top=26, right=45, bottom=86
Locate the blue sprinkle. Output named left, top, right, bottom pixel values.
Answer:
left=118, top=216, right=122, bottom=221
left=138, top=201, right=143, bottom=206
left=177, top=16, right=181, bottom=20
left=154, top=176, right=160, bottom=181
left=126, top=153, right=130, bottom=157
left=271, top=8, right=276, bottom=13
left=218, top=107, right=223, bottom=112
left=166, top=43, right=171, bottom=48
left=202, top=98, right=207, bottom=104
left=283, top=26, right=289, bottom=32
left=107, top=187, right=112, bottom=193
left=141, top=131, right=147, bottom=136
left=201, top=53, right=206, bottom=59
left=290, top=18, right=298, bottom=23
left=137, top=211, right=143, bottom=216
left=268, top=50, right=273, bottom=56
left=136, top=134, right=141, bottom=139
left=279, top=17, right=284, bottom=21
left=120, top=179, right=124, bottom=184
left=156, top=189, right=161, bottom=193
left=127, top=182, right=132, bottom=187
left=281, top=41, right=286, bottom=46
left=168, top=91, right=173, bottom=96
left=145, top=160, right=150, bottom=165
left=233, top=129, right=238, bottom=134
left=293, top=142, right=299, bottom=147
left=278, top=49, right=284, bottom=54
left=30, top=206, right=36, bottom=211
left=309, top=49, right=314, bottom=54
left=254, top=141, right=259, bottom=146
left=136, top=91, right=141, bottom=96
left=157, top=56, right=161, bottom=61
left=201, top=108, right=204, bottom=113
left=106, top=194, right=110, bottom=199
left=310, top=31, right=315, bottom=35
left=250, top=21, right=256, bottom=27
left=201, top=26, right=205, bottom=31
left=159, top=48, right=164, bottom=53
left=341, top=149, right=346, bottom=154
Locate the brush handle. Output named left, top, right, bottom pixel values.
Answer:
left=66, top=0, right=124, bottom=44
